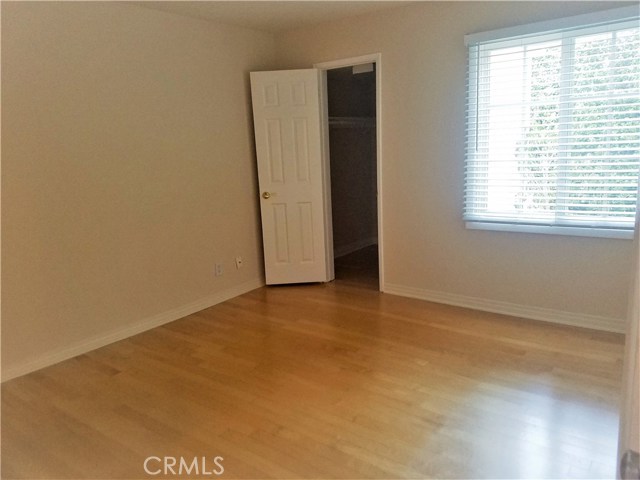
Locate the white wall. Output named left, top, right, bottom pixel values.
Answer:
left=276, top=1, right=636, bottom=330
left=1, top=2, right=275, bottom=378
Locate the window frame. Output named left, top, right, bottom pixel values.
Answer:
left=464, top=6, right=640, bottom=240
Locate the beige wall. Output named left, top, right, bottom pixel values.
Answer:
left=1, top=2, right=275, bottom=377
left=276, top=1, right=635, bottom=323
left=3, top=1, right=636, bottom=379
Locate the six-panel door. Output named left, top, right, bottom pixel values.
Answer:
left=250, top=69, right=330, bottom=285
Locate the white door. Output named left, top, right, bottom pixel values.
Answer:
left=618, top=212, right=639, bottom=478
left=250, top=69, right=334, bottom=285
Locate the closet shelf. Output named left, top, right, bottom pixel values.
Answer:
left=328, top=116, right=375, bottom=128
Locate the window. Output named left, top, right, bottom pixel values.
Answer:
left=465, top=7, right=640, bottom=238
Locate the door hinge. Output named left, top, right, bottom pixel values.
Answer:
left=621, top=449, right=640, bottom=479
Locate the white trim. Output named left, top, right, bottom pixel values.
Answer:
left=1, top=278, right=264, bottom=382
left=314, top=54, right=380, bottom=70
left=318, top=69, right=335, bottom=282
left=465, top=6, right=639, bottom=46
left=334, top=236, right=378, bottom=259
left=314, top=53, right=384, bottom=292
left=466, top=221, right=634, bottom=240
left=617, top=193, right=640, bottom=466
left=383, top=282, right=626, bottom=334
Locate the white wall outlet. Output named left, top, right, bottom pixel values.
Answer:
left=235, top=256, right=243, bottom=269
left=215, top=263, right=224, bottom=277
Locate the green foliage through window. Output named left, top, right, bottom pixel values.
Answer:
left=465, top=12, right=640, bottom=233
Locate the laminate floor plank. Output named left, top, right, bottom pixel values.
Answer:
left=2, top=247, right=623, bottom=478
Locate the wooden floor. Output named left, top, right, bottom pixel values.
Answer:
left=2, top=248, right=624, bottom=479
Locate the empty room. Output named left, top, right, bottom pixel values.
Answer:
left=2, top=1, right=639, bottom=479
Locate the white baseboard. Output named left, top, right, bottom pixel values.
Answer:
left=1, top=278, right=264, bottom=382
left=334, top=236, right=378, bottom=258
left=383, top=282, right=626, bottom=334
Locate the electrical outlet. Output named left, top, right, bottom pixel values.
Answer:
left=235, top=256, right=243, bottom=269
left=215, top=263, right=224, bottom=277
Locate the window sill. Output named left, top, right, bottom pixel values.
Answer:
left=465, top=221, right=634, bottom=240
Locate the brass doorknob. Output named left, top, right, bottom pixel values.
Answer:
left=262, top=191, right=271, bottom=199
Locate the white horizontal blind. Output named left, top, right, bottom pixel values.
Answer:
left=465, top=10, right=640, bottom=233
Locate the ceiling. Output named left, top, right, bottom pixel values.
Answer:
left=134, top=1, right=413, bottom=33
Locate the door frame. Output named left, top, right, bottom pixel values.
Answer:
left=618, top=198, right=640, bottom=477
left=314, top=53, right=384, bottom=291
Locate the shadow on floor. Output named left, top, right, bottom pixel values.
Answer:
left=334, top=244, right=379, bottom=290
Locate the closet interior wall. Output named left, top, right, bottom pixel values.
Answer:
left=327, top=66, right=377, bottom=259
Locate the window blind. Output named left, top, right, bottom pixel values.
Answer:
left=464, top=8, right=640, bottom=234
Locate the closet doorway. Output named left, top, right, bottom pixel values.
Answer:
left=316, top=55, right=382, bottom=290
